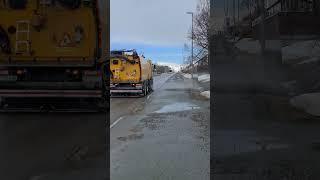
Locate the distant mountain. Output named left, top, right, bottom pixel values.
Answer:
left=156, top=62, right=182, bottom=72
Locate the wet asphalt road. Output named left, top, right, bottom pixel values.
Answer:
left=110, top=73, right=210, bottom=180
left=0, top=113, right=107, bottom=180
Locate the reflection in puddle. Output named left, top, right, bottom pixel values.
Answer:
left=154, top=102, right=200, bottom=113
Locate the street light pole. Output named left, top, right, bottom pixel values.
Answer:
left=186, top=12, right=194, bottom=79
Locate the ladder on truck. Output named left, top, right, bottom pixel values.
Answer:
left=15, top=20, right=30, bottom=54
left=39, top=0, right=50, bottom=15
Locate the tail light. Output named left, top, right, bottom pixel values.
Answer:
left=17, top=70, right=23, bottom=75
left=72, top=70, right=79, bottom=75
left=16, top=69, right=27, bottom=75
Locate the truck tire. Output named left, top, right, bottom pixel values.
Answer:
left=146, top=80, right=150, bottom=94
left=142, top=81, right=147, bottom=96
left=148, top=79, right=153, bottom=92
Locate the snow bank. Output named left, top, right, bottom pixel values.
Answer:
left=282, top=40, right=320, bottom=63
left=198, top=74, right=210, bottom=83
left=200, top=91, right=210, bottom=100
left=183, top=73, right=192, bottom=79
left=290, top=93, right=320, bottom=116
left=296, top=57, right=320, bottom=65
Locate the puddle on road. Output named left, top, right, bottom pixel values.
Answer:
left=154, top=102, right=200, bottom=114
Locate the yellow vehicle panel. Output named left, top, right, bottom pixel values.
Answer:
left=0, top=1, right=96, bottom=63
left=110, top=54, right=153, bottom=84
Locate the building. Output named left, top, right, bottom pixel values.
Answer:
left=251, top=0, right=320, bottom=41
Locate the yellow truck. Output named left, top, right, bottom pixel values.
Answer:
left=110, top=50, right=153, bottom=97
left=0, top=0, right=109, bottom=111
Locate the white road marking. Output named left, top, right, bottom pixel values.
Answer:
left=110, top=116, right=124, bottom=129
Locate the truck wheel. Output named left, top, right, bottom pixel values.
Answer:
left=146, top=81, right=150, bottom=94
left=142, top=81, right=147, bottom=96
left=149, top=79, right=153, bottom=92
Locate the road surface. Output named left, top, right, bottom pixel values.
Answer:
left=110, top=73, right=210, bottom=180
left=0, top=113, right=107, bottom=180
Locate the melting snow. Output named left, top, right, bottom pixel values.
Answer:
left=198, top=74, right=210, bottom=83
left=200, top=91, right=210, bottom=99
left=290, top=93, right=320, bottom=116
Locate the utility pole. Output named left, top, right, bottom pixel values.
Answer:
left=233, top=0, right=236, bottom=40
left=238, top=0, right=240, bottom=22
left=233, top=0, right=236, bottom=25
left=259, top=0, right=266, bottom=55
left=186, top=12, right=194, bottom=80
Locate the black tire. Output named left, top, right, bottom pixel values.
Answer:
left=149, top=79, right=154, bottom=92
left=142, top=81, right=147, bottom=96
left=146, top=80, right=150, bottom=94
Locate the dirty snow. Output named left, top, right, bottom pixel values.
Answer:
left=290, top=93, right=320, bottom=116
left=198, top=74, right=210, bottom=83
left=282, top=40, right=320, bottom=63
left=183, top=73, right=192, bottom=79
left=296, top=57, right=320, bottom=65
left=154, top=102, right=200, bottom=113
left=200, top=91, right=210, bottom=100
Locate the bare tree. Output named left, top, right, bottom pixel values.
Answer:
left=188, top=0, right=210, bottom=54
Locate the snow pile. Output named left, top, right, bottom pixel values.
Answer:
left=235, top=38, right=261, bottom=54
left=198, top=74, right=210, bottom=83
left=183, top=73, right=192, bottom=79
left=290, top=93, right=320, bottom=116
left=200, top=91, right=210, bottom=100
left=282, top=40, right=320, bottom=63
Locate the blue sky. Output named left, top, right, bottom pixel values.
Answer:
left=111, top=0, right=198, bottom=65
left=111, top=43, right=186, bottom=64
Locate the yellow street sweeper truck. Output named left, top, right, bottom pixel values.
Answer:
left=0, top=0, right=109, bottom=112
left=110, top=49, right=153, bottom=97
